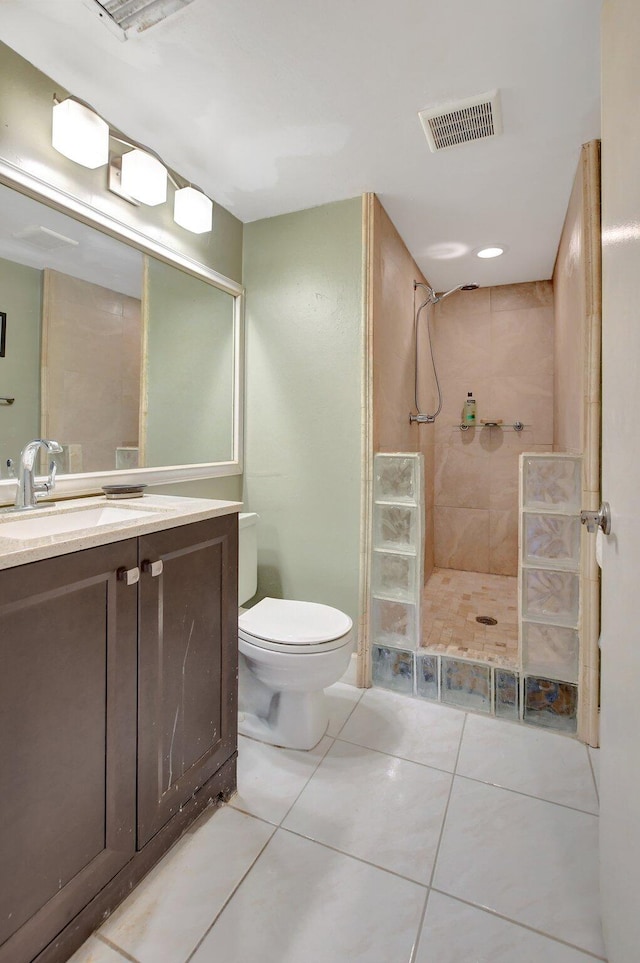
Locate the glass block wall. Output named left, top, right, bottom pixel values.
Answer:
left=371, top=454, right=424, bottom=651
left=519, top=453, right=582, bottom=733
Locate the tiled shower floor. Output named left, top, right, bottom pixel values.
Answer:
left=422, top=568, right=519, bottom=667
left=71, top=684, right=605, bottom=963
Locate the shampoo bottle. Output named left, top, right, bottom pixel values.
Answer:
left=464, top=391, right=477, bottom=425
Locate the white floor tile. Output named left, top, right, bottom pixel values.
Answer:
left=230, top=734, right=333, bottom=824
left=339, top=688, right=465, bottom=772
left=68, top=937, right=128, bottom=963
left=416, top=892, right=601, bottom=963
left=283, top=739, right=451, bottom=883
left=433, top=778, right=605, bottom=957
left=457, top=714, right=599, bottom=812
left=99, top=806, right=273, bottom=963
left=190, top=828, right=426, bottom=963
left=326, top=681, right=363, bottom=737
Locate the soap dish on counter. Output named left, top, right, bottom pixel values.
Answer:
left=102, top=484, right=148, bottom=500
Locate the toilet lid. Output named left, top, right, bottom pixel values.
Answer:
left=238, top=597, right=352, bottom=646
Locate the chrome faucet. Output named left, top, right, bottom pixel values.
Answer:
left=14, top=439, right=63, bottom=510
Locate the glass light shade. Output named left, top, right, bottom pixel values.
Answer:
left=51, top=100, right=109, bottom=169
left=120, top=149, right=167, bottom=206
left=173, top=187, right=213, bottom=233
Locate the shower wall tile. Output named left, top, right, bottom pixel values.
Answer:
left=429, top=280, right=554, bottom=576
left=434, top=507, right=490, bottom=572
left=490, top=280, right=553, bottom=312
left=489, top=509, right=518, bottom=577
left=434, top=442, right=490, bottom=509
left=372, top=645, right=414, bottom=695
left=490, top=307, right=554, bottom=383
left=488, top=375, right=554, bottom=446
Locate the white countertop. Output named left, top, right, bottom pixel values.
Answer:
left=0, top=494, right=242, bottom=570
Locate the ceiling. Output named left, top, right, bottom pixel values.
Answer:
left=0, top=0, right=602, bottom=289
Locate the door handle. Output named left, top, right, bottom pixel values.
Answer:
left=142, top=559, right=164, bottom=577
left=580, top=502, right=611, bottom=535
left=117, top=566, right=140, bottom=585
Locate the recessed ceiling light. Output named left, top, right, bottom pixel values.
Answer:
left=476, top=246, right=505, bottom=259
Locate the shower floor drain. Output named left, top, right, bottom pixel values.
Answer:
left=476, top=615, right=498, bottom=626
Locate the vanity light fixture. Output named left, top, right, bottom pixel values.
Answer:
left=120, top=149, right=167, bottom=206
left=476, top=245, right=505, bottom=258
left=51, top=99, right=110, bottom=169
left=173, top=186, right=213, bottom=234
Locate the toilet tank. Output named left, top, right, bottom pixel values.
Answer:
left=238, top=512, right=259, bottom=605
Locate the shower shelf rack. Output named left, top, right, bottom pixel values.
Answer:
left=456, top=421, right=529, bottom=432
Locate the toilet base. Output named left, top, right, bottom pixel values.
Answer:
left=238, top=688, right=329, bottom=751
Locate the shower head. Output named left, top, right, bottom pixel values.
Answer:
left=437, top=282, right=480, bottom=301
left=414, top=281, right=479, bottom=305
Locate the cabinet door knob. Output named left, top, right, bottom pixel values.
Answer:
left=117, top=566, right=140, bottom=585
left=142, top=559, right=164, bottom=577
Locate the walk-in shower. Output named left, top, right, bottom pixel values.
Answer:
left=409, top=280, right=479, bottom=424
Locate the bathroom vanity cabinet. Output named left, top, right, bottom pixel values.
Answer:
left=0, top=510, right=238, bottom=963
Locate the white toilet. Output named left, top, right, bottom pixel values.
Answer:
left=238, top=513, right=353, bottom=750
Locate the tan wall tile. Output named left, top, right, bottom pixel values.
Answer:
left=435, top=506, right=490, bottom=572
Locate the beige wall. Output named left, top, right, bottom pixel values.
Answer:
left=370, top=195, right=435, bottom=582
left=242, top=198, right=363, bottom=625
left=553, top=155, right=587, bottom=454
left=42, top=269, right=141, bottom=473
left=432, top=282, right=554, bottom=576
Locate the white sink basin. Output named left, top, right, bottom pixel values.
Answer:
left=0, top=505, right=157, bottom=540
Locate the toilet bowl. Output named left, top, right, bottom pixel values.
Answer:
left=238, top=514, right=353, bottom=750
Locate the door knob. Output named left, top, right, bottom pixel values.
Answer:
left=580, top=502, right=611, bottom=535
left=117, top=566, right=140, bottom=585
left=142, top=559, right=163, bottom=577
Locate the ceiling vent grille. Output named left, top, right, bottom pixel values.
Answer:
left=86, top=0, right=195, bottom=37
left=418, top=90, right=502, bottom=152
left=12, top=226, right=79, bottom=251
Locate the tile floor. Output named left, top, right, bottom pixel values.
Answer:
left=422, top=567, right=519, bottom=667
left=71, top=684, right=605, bottom=963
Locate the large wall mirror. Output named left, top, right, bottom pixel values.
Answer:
left=0, top=167, right=243, bottom=502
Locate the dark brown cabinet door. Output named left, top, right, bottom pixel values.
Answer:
left=137, top=515, right=237, bottom=848
left=0, top=540, right=138, bottom=963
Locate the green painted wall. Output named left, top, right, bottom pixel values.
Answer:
left=144, top=257, right=235, bottom=468
left=0, top=256, right=42, bottom=470
left=242, top=198, right=363, bottom=623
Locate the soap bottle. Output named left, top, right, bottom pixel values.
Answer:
left=463, top=391, right=477, bottom=425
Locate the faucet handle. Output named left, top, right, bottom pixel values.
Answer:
left=42, top=460, right=58, bottom=494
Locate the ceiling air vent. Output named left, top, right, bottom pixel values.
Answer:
left=85, top=0, right=196, bottom=38
left=12, top=226, right=79, bottom=252
left=418, top=90, right=502, bottom=152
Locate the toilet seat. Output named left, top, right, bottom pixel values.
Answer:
left=238, top=597, right=353, bottom=654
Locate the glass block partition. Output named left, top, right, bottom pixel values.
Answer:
left=519, top=453, right=582, bottom=732
left=371, top=454, right=424, bottom=651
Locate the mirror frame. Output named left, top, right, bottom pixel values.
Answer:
left=0, top=156, right=244, bottom=503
